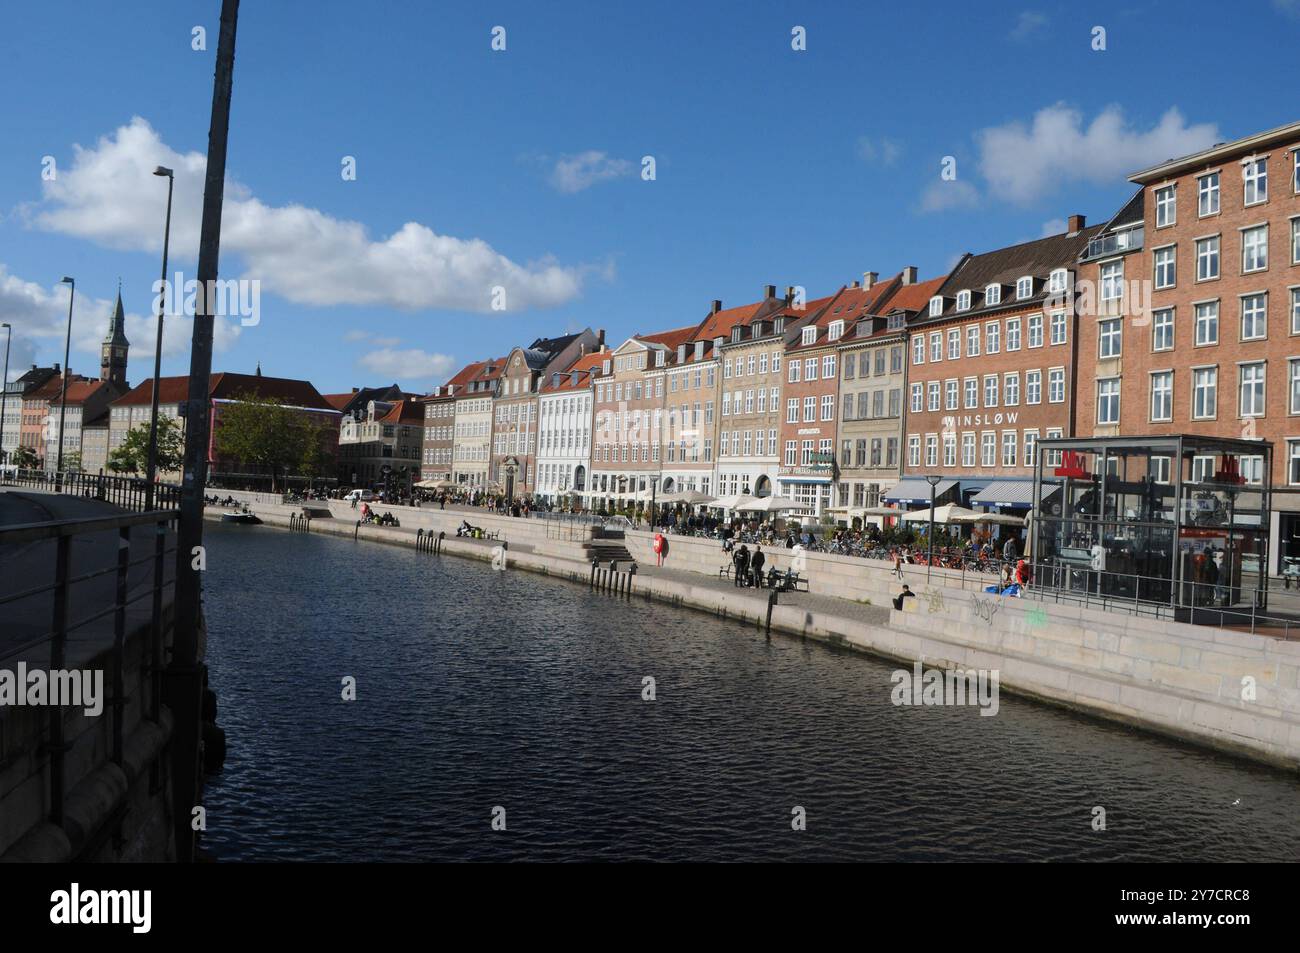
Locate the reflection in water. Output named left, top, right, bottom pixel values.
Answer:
left=201, top=524, right=1300, bottom=862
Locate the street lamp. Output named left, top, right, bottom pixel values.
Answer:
left=145, top=165, right=175, bottom=510
left=925, top=474, right=942, bottom=581
left=0, top=322, right=11, bottom=467
left=56, top=276, right=75, bottom=480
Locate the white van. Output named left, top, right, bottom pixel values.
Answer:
left=344, top=489, right=375, bottom=502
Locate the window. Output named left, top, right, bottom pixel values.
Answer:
left=801, top=327, right=817, bottom=345
left=1004, top=373, right=1020, bottom=406
left=842, top=393, right=854, bottom=421
left=913, top=335, right=925, bottom=365
left=1152, top=307, right=1174, bottom=351
left=930, top=332, right=943, bottom=362
left=961, top=433, right=976, bottom=467
left=1290, top=359, right=1300, bottom=414
left=1097, top=378, right=1121, bottom=425
left=1100, top=261, right=1124, bottom=307
left=943, top=433, right=957, bottom=467
left=1194, top=300, right=1219, bottom=345
left=927, top=381, right=941, bottom=411
left=1293, top=288, right=1300, bottom=335
left=1196, top=236, right=1220, bottom=281
left=908, top=435, right=921, bottom=467
left=966, top=325, right=980, bottom=356
left=1241, top=293, right=1267, bottom=340
left=925, top=435, right=938, bottom=468
left=1295, top=150, right=1300, bottom=194
left=945, top=379, right=959, bottom=410
left=985, top=284, right=1001, bottom=306
left=1242, top=225, right=1268, bottom=273
left=786, top=398, right=798, bottom=423
left=820, top=394, right=834, bottom=421
left=1150, top=371, right=1173, bottom=422
left=956, top=290, right=971, bottom=311
left=985, top=322, right=1000, bottom=354
left=1001, top=432, right=1017, bottom=467
left=980, top=432, right=996, bottom=467
left=929, top=296, right=943, bottom=316
left=1193, top=367, right=1217, bottom=419
left=1049, top=268, right=1068, bottom=295
left=1023, top=431, right=1038, bottom=467
left=803, top=396, right=816, bottom=422
left=1006, top=317, right=1021, bottom=351
left=1198, top=172, right=1220, bottom=216
left=910, top=383, right=923, bottom=413
left=1290, top=441, right=1300, bottom=485
left=1239, top=363, right=1265, bottom=417
left=785, top=441, right=797, bottom=466
left=964, top=377, right=978, bottom=409
left=983, top=375, right=998, bottom=408
left=828, top=320, right=844, bottom=341
left=1050, top=311, right=1067, bottom=345
left=1293, top=217, right=1300, bottom=265
left=1028, top=313, right=1043, bottom=347
left=1099, top=318, right=1122, bottom=358
left=1153, top=246, right=1176, bottom=289
left=1048, top=368, right=1065, bottom=403
left=1191, top=456, right=1215, bottom=483
left=1016, top=276, right=1032, bottom=300
left=1026, top=370, right=1042, bottom=404
left=1243, top=157, right=1267, bottom=205
left=823, top=355, right=836, bottom=378
left=947, top=328, right=961, bottom=360
left=1155, top=184, right=1176, bottom=227
left=788, top=359, right=800, bottom=383
left=804, top=357, right=817, bottom=381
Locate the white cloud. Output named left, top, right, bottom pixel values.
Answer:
left=1009, top=11, right=1048, bottom=41
left=548, top=151, right=634, bottom=193
left=1274, top=0, right=1299, bottom=19
left=856, top=136, right=902, bottom=165
left=976, top=104, right=1219, bottom=204
left=357, top=347, right=456, bottom=383
left=30, top=117, right=585, bottom=314
left=1040, top=217, right=1067, bottom=237
left=920, top=179, right=980, bottom=213
left=0, top=264, right=239, bottom=380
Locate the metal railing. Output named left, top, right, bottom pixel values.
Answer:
left=0, top=507, right=178, bottom=830
left=3, top=468, right=181, bottom=512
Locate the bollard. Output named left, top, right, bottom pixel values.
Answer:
left=766, top=589, right=778, bottom=635
left=354, top=519, right=360, bottom=540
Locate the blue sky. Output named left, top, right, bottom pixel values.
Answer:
left=2, top=0, right=1298, bottom=394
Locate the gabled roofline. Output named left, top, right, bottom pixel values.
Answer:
left=1128, top=119, right=1300, bottom=183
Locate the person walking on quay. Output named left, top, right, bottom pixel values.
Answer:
left=893, top=548, right=905, bottom=581
left=733, top=544, right=750, bottom=587
left=1002, top=532, right=1018, bottom=566
left=750, top=544, right=765, bottom=587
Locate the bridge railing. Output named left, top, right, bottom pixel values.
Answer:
left=2, top=468, right=181, bottom=511
left=0, top=507, right=179, bottom=834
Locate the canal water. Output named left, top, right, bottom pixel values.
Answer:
left=201, top=524, right=1300, bottom=861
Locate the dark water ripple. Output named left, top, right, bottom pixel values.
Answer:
left=200, top=524, right=1300, bottom=862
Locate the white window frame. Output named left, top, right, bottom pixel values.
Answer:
left=1155, top=183, right=1176, bottom=228
left=1150, top=371, right=1173, bottom=423
left=1016, top=276, right=1032, bottom=300
left=1196, top=235, right=1220, bottom=281
left=1153, top=245, right=1176, bottom=290
left=1198, top=171, right=1220, bottom=217
left=1242, top=224, right=1268, bottom=274
left=1096, top=377, right=1121, bottom=425
left=956, top=290, right=971, bottom=311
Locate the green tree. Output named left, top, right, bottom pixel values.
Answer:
left=214, top=392, right=332, bottom=490
left=109, top=417, right=184, bottom=475
left=11, top=445, right=38, bottom=470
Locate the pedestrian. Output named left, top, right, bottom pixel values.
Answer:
left=1002, top=532, right=1019, bottom=564
left=750, top=544, right=765, bottom=588
left=893, top=548, right=904, bottom=581
left=892, top=585, right=915, bottom=611
left=733, top=544, right=750, bottom=587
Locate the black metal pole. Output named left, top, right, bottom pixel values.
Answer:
left=168, top=0, right=239, bottom=864
left=927, top=480, right=936, bottom=582
left=56, top=279, right=75, bottom=478
left=0, top=323, right=10, bottom=466
left=145, top=171, right=175, bottom=510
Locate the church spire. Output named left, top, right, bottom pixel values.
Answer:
left=100, top=285, right=130, bottom=387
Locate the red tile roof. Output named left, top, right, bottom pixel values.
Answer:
left=322, top=392, right=355, bottom=411
left=540, top=350, right=607, bottom=393
left=114, top=372, right=333, bottom=410
left=379, top=399, right=423, bottom=425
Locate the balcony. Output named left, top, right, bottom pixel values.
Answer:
left=1081, top=226, right=1144, bottom=262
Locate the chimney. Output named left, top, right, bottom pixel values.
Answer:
left=863, top=271, right=878, bottom=289
left=901, top=266, right=917, bottom=285
left=711, top=299, right=722, bottom=314
left=763, top=284, right=776, bottom=299
left=597, top=328, right=606, bottom=346
left=53, top=363, right=60, bottom=373
left=693, top=340, right=704, bottom=360
left=850, top=280, right=860, bottom=289
left=1067, top=214, right=1086, bottom=234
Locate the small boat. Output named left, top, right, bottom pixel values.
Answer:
left=221, top=512, right=262, bottom=525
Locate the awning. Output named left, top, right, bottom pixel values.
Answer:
left=883, top=478, right=956, bottom=504
left=971, top=481, right=1060, bottom=508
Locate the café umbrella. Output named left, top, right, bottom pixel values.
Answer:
left=900, top=504, right=980, bottom=525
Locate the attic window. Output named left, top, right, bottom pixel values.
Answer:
left=828, top=320, right=844, bottom=341
left=1049, top=268, right=1069, bottom=294
left=801, top=327, right=817, bottom=345
left=1016, top=276, right=1033, bottom=300
left=956, top=290, right=971, bottom=311
left=731, top=327, right=742, bottom=343
left=774, top=317, right=785, bottom=333
left=752, top=323, right=762, bottom=339
left=928, top=296, right=943, bottom=317
left=655, top=351, right=664, bottom=367
left=985, top=284, right=1001, bottom=306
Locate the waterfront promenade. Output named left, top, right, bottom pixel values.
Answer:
left=209, top=490, right=1300, bottom=772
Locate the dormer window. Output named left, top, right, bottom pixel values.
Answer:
left=828, top=320, right=844, bottom=341
left=655, top=351, right=664, bottom=367
left=956, top=290, right=971, bottom=311
left=928, top=296, right=943, bottom=317
left=1048, top=268, right=1069, bottom=294
left=752, top=323, right=762, bottom=339
left=1016, top=276, right=1033, bottom=300
left=985, top=284, right=1001, bottom=306
left=731, top=327, right=742, bottom=343
left=774, top=317, right=785, bottom=334
left=801, top=327, right=817, bottom=345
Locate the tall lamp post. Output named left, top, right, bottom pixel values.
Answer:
left=0, top=322, right=11, bottom=467
left=56, top=276, right=75, bottom=480
left=145, top=165, right=175, bottom=510
left=925, top=474, right=942, bottom=582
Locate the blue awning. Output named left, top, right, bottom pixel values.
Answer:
left=972, top=481, right=1059, bottom=508
left=884, top=478, right=957, bottom=505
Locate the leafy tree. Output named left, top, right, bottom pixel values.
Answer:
left=11, top=445, right=38, bottom=469
left=64, top=452, right=82, bottom=473
left=214, top=392, right=332, bottom=490
left=109, top=417, right=184, bottom=475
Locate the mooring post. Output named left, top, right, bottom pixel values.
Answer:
left=766, top=589, right=778, bottom=635
left=354, top=519, right=360, bottom=541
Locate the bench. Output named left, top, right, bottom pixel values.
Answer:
left=485, top=529, right=501, bottom=541
left=718, top=565, right=733, bottom=579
